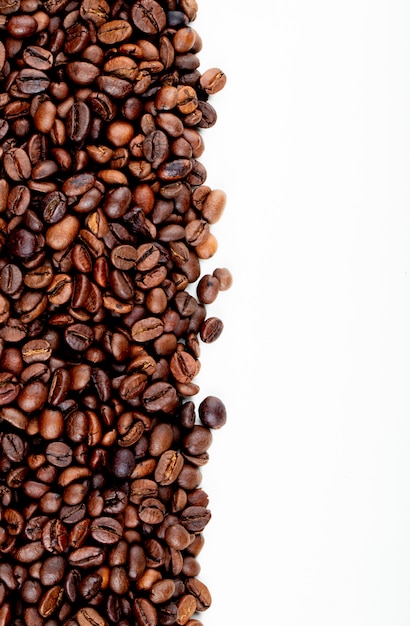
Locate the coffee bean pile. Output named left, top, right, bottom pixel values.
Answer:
left=0, top=0, right=230, bottom=623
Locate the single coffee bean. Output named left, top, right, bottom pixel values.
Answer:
left=46, top=442, right=73, bottom=467
left=0, top=263, right=22, bottom=295
left=185, top=577, right=212, bottom=611
left=16, top=68, right=50, bottom=94
left=199, top=67, right=226, bottom=94
left=64, top=323, right=94, bottom=351
left=170, top=350, right=197, bottom=384
left=45, top=215, right=80, bottom=250
left=76, top=606, right=107, bottom=626
left=97, top=20, right=133, bottom=45
left=62, top=173, right=95, bottom=197
left=42, top=519, right=69, bottom=553
left=133, top=597, right=157, bottom=626
left=7, top=184, right=30, bottom=216
left=69, top=545, right=105, bottom=569
left=199, top=317, right=223, bottom=343
left=131, top=0, right=166, bottom=34
left=154, top=450, right=184, bottom=486
left=213, top=267, right=233, bottom=291
left=21, top=339, right=51, bottom=364
left=23, top=46, right=54, bottom=71
left=197, top=274, right=220, bottom=304
left=131, top=317, right=164, bottom=343
left=66, top=100, right=91, bottom=143
left=79, top=572, right=102, bottom=600
left=142, top=381, right=178, bottom=414
left=38, top=584, right=64, bottom=617
left=176, top=594, right=197, bottom=625
left=4, top=148, right=32, bottom=181
left=80, top=0, right=110, bottom=26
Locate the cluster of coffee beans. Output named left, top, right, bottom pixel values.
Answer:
left=0, top=0, right=230, bottom=623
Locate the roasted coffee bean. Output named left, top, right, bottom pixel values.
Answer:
left=198, top=395, right=226, bottom=429
left=23, top=46, right=54, bottom=71
left=133, top=597, right=157, bottom=626
left=0, top=2, right=229, bottom=623
left=15, top=68, right=50, bottom=94
left=0, top=263, right=22, bottom=295
left=199, top=316, right=223, bottom=343
left=76, top=606, right=106, bottom=626
left=45, top=442, right=72, bottom=467
left=7, top=184, right=30, bottom=216
left=131, top=0, right=166, bottom=34
left=65, top=323, right=94, bottom=351
left=67, top=100, right=91, bottom=143
left=4, top=148, right=31, bottom=181
left=42, top=191, right=67, bottom=224
left=69, top=545, right=104, bottom=569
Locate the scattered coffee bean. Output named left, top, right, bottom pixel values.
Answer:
left=0, top=1, right=230, bottom=623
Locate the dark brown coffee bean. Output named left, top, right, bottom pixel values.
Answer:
left=79, top=572, right=102, bottom=600
left=48, top=367, right=70, bottom=405
left=2, top=433, right=25, bottom=462
left=199, top=317, right=223, bottom=343
left=113, top=448, right=135, bottom=479
left=0, top=372, right=20, bottom=406
left=42, top=191, right=67, bottom=224
left=97, top=19, right=133, bottom=45
left=143, top=130, right=169, bottom=166
left=170, top=350, right=197, bottom=384
left=0, top=263, right=22, bottom=295
left=76, top=606, right=107, bottom=626
left=103, top=186, right=132, bottom=219
left=130, top=478, right=158, bottom=503
left=149, top=578, right=175, bottom=605
left=16, top=68, right=50, bottom=94
left=23, top=46, right=54, bottom=71
left=90, top=516, right=123, bottom=544
left=0, top=0, right=20, bottom=14
left=183, top=425, right=212, bottom=456
left=185, top=577, right=211, bottom=612
left=45, top=215, right=80, bottom=250
left=32, top=158, right=58, bottom=180
left=180, top=506, right=211, bottom=533
left=66, top=61, right=100, bottom=86
left=158, top=159, right=192, bottom=181
left=131, top=0, right=166, bottom=34
left=42, top=519, right=69, bottom=553
left=20, top=340, right=50, bottom=366
left=67, top=100, right=91, bottom=143
left=154, top=450, right=184, bottom=486
left=7, top=184, right=30, bottom=216
left=80, top=0, right=110, bottom=26
left=111, top=244, right=138, bottom=270
left=131, top=317, right=164, bottom=343
left=38, top=584, right=64, bottom=617
left=65, top=323, right=94, bottom=351
left=46, top=442, right=72, bottom=467
left=4, top=148, right=32, bottom=181
left=176, top=594, right=197, bottom=624
left=62, top=173, right=95, bottom=197
left=14, top=540, right=45, bottom=564
left=133, top=597, right=157, bottom=626
left=119, top=372, right=147, bottom=403
left=198, top=395, right=226, bottom=429
left=149, top=423, right=173, bottom=457
left=21, top=579, right=42, bottom=603
left=69, top=545, right=105, bottom=569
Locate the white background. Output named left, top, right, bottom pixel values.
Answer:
left=189, top=1, right=410, bottom=625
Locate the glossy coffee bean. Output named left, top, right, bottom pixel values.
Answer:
left=0, top=3, right=229, bottom=624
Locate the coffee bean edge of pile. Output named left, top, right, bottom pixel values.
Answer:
left=0, top=0, right=231, bottom=624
